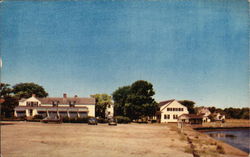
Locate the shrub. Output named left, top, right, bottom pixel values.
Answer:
left=116, top=116, right=131, bottom=124
left=97, top=117, right=107, bottom=123
left=33, top=115, right=44, bottom=120
left=216, top=145, right=225, bottom=154
left=61, top=117, right=89, bottom=123
left=151, top=119, right=157, bottom=123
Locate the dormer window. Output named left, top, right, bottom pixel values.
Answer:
left=52, top=101, right=59, bottom=107
left=69, top=101, right=75, bottom=107
left=26, top=101, right=38, bottom=107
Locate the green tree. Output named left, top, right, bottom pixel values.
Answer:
left=178, top=100, right=196, bottom=114
left=125, top=80, right=157, bottom=120
left=0, top=83, right=18, bottom=118
left=112, top=86, right=131, bottom=116
left=13, top=82, right=48, bottom=99
left=91, top=94, right=112, bottom=118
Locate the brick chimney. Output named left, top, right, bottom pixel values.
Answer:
left=63, top=93, right=67, bottom=98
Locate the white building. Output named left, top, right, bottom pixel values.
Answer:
left=197, top=107, right=211, bottom=122
left=14, top=94, right=96, bottom=118
left=157, top=99, right=189, bottom=123
left=105, top=103, right=114, bottom=119
left=213, top=112, right=225, bottom=121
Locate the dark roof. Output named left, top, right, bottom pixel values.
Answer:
left=158, top=99, right=175, bottom=107
left=37, top=97, right=95, bottom=105
left=180, top=114, right=203, bottom=119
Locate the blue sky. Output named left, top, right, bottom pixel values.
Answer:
left=0, top=0, right=248, bottom=108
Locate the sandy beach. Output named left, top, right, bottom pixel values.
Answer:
left=1, top=121, right=248, bottom=157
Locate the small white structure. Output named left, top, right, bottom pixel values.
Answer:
left=157, top=99, right=189, bottom=123
left=197, top=107, right=211, bottom=122
left=14, top=94, right=96, bottom=118
left=105, top=103, right=114, bottom=118
left=213, top=112, right=225, bottom=121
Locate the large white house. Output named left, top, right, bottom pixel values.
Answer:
left=14, top=94, right=96, bottom=118
left=157, top=99, right=189, bottom=123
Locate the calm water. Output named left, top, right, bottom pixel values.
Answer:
left=205, top=129, right=250, bottom=153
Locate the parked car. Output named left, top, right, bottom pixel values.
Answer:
left=41, top=117, right=62, bottom=123
left=108, top=118, right=117, bottom=126
left=88, top=118, right=98, bottom=125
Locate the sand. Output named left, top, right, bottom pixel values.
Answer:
left=1, top=122, right=192, bottom=157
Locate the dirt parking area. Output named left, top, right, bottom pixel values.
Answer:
left=1, top=122, right=192, bottom=157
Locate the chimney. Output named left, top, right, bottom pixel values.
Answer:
left=32, top=94, right=36, bottom=97
left=74, top=95, right=78, bottom=98
left=63, top=93, right=67, bottom=98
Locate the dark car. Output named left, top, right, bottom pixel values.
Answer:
left=41, top=117, right=62, bottom=123
left=88, top=118, right=98, bottom=125
left=108, top=118, right=117, bottom=126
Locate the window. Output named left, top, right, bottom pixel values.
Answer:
left=173, top=115, right=179, bottom=119
left=169, top=108, right=172, bottom=111
left=164, top=114, right=170, bottom=119
left=108, top=105, right=111, bottom=108
left=69, top=101, right=75, bottom=107
left=52, top=101, right=59, bottom=107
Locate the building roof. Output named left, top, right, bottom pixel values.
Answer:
left=37, top=97, right=95, bottom=105
left=0, top=98, right=5, bottom=103
left=158, top=99, right=175, bottom=107
left=19, top=98, right=27, bottom=102
left=15, top=106, right=89, bottom=112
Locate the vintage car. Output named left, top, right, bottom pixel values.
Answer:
left=88, top=117, right=98, bottom=125
left=108, top=118, right=117, bottom=126
left=41, top=117, right=62, bottom=123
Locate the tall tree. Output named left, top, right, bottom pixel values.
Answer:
left=91, top=94, right=112, bottom=118
left=124, top=80, right=157, bottom=120
left=178, top=100, right=196, bottom=114
left=112, top=86, right=131, bottom=116
left=0, top=83, right=18, bottom=117
left=12, top=82, right=48, bottom=99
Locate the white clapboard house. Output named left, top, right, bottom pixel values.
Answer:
left=14, top=94, right=95, bottom=119
left=157, top=99, right=189, bottom=123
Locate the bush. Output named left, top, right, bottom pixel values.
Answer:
left=216, top=145, right=225, bottom=154
left=151, top=120, right=157, bottom=123
left=116, top=116, right=131, bottom=124
left=33, top=115, right=44, bottom=120
left=97, top=117, right=107, bottom=123
left=61, top=117, right=89, bottom=123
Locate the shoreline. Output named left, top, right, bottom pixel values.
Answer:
left=193, top=126, right=250, bottom=132
left=178, top=125, right=249, bottom=157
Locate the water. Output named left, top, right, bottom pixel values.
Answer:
left=204, top=129, right=250, bottom=153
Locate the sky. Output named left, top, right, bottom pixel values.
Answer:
left=0, top=0, right=249, bottom=108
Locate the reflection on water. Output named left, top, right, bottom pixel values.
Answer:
left=205, top=129, right=250, bottom=153
left=209, top=133, right=236, bottom=139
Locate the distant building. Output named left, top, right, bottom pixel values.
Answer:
left=157, top=99, right=189, bottom=123
left=197, top=107, right=211, bottom=122
left=14, top=94, right=95, bottom=118
left=105, top=103, right=114, bottom=119
left=213, top=112, right=225, bottom=121
left=178, top=114, right=203, bottom=125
